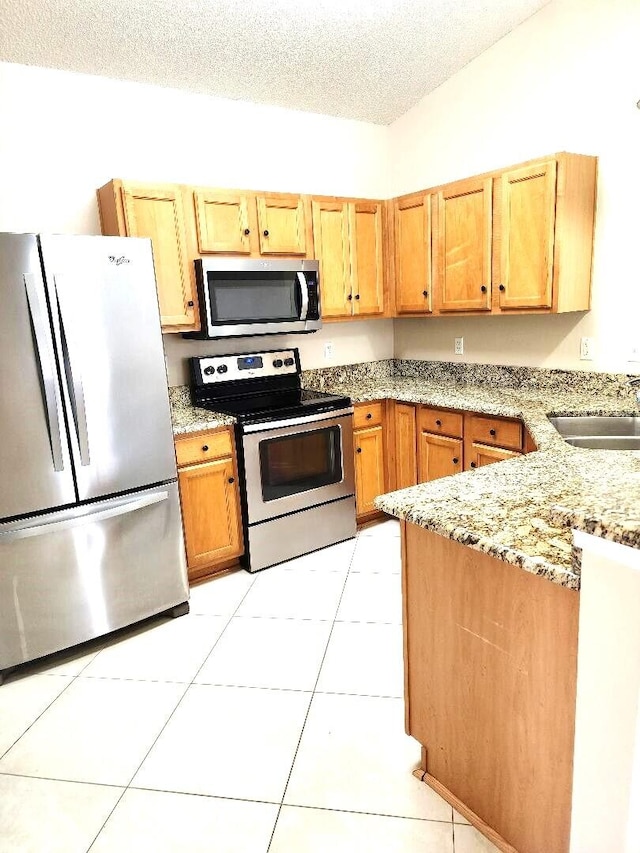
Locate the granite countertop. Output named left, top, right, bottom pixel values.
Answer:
left=168, top=360, right=640, bottom=588
left=303, top=360, right=640, bottom=589
left=169, top=386, right=236, bottom=435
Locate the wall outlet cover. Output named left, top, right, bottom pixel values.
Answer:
left=454, top=337, right=464, bottom=355
left=580, top=337, right=594, bottom=360
left=324, top=342, right=334, bottom=360
left=629, top=345, right=640, bottom=363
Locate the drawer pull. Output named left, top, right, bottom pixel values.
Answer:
left=470, top=462, right=477, bottom=468
left=187, top=300, right=194, bottom=307
left=244, top=228, right=250, bottom=235
left=423, top=290, right=428, bottom=297
left=356, top=447, right=362, bottom=454
left=435, top=419, right=442, bottom=426
left=228, top=477, right=235, bottom=484
left=202, top=444, right=209, bottom=451
left=263, top=229, right=269, bottom=237
left=366, top=413, right=372, bottom=420
left=489, top=429, right=496, bottom=437
left=452, top=457, right=459, bottom=464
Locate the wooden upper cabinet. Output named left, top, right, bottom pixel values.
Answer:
left=435, top=177, right=492, bottom=312
left=194, top=190, right=252, bottom=254
left=350, top=201, right=384, bottom=316
left=256, top=194, right=307, bottom=255
left=312, top=200, right=351, bottom=319
left=97, top=180, right=198, bottom=332
left=395, top=193, right=432, bottom=314
left=497, top=161, right=556, bottom=309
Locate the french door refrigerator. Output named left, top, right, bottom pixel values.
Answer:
left=0, top=233, right=188, bottom=683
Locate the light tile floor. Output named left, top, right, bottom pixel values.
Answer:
left=0, top=518, right=498, bottom=852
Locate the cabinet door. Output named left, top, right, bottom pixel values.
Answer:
left=436, top=178, right=492, bottom=312
left=498, top=161, right=556, bottom=309
left=394, top=404, right=418, bottom=490
left=350, top=201, right=384, bottom=316
left=354, top=425, right=385, bottom=517
left=395, top=194, right=432, bottom=314
left=466, top=442, right=521, bottom=470
left=121, top=183, right=197, bottom=330
left=256, top=194, right=306, bottom=255
left=178, top=457, right=243, bottom=572
left=311, top=200, right=352, bottom=318
left=418, top=432, right=463, bottom=482
left=194, top=190, right=252, bottom=254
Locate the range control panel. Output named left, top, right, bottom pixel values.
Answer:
left=193, top=349, right=300, bottom=385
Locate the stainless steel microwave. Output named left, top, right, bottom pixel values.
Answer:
left=184, top=258, right=321, bottom=339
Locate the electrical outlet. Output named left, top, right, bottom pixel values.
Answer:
left=629, top=344, right=640, bottom=363
left=324, top=341, right=334, bottom=360
left=580, top=337, right=594, bottom=360
left=454, top=337, right=464, bottom=355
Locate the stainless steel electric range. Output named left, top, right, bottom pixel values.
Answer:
left=190, top=348, right=356, bottom=572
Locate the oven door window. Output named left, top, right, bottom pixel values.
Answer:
left=259, top=426, right=342, bottom=501
left=207, top=272, right=301, bottom=324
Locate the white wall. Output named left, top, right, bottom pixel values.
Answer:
left=0, top=61, right=393, bottom=379
left=389, top=0, right=640, bottom=373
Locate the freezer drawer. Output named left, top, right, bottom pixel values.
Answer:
left=0, top=482, right=188, bottom=673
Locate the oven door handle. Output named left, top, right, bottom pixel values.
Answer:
left=242, top=406, right=354, bottom=434
left=297, top=272, right=309, bottom=321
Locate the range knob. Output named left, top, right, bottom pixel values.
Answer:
left=203, top=366, right=215, bottom=376
left=284, top=357, right=295, bottom=367
left=273, top=359, right=283, bottom=368
left=216, top=364, right=228, bottom=374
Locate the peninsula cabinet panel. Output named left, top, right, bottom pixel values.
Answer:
left=97, top=180, right=198, bottom=332
left=178, top=457, right=243, bottom=573
left=418, top=432, right=463, bottom=482
left=354, top=425, right=385, bottom=518
left=435, top=177, right=492, bottom=312
left=394, top=193, right=432, bottom=314
left=193, top=190, right=252, bottom=254
left=393, top=403, right=418, bottom=490
left=312, top=200, right=352, bottom=318
left=256, top=194, right=307, bottom=255
left=466, top=442, right=522, bottom=470
left=402, top=524, right=578, bottom=853
left=350, top=201, right=385, bottom=316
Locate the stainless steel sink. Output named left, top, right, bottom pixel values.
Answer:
left=548, top=416, right=640, bottom=450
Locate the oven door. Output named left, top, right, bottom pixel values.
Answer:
left=241, top=409, right=355, bottom=524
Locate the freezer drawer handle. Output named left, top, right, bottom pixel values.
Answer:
left=0, top=491, right=169, bottom=542
left=53, top=274, right=91, bottom=466
left=23, top=273, right=65, bottom=472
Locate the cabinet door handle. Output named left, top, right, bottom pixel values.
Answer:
left=228, top=477, right=235, bottom=484
left=366, top=413, right=372, bottom=420
left=347, top=294, right=353, bottom=300
left=499, top=284, right=505, bottom=292
left=187, top=300, right=194, bottom=307
left=480, top=285, right=487, bottom=293
left=435, top=419, right=442, bottom=426
left=202, top=445, right=209, bottom=451
left=452, top=457, right=459, bottom=464
left=263, top=230, right=269, bottom=237
left=356, top=447, right=362, bottom=454
left=489, top=429, right=496, bottom=437
left=423, top=290, right=428, bottom=297
left=470, top=461, right=477, bottom=468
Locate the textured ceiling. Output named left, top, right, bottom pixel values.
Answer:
left=0, top=0, right=550, bottom=124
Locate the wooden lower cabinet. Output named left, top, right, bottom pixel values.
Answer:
left=465, top=442, right=521, bottom=470
left=402, top=523, right=578, bottom=853
left=418, top=432, right=463, bottom=482
left=392, top=403, right=418, bottom=490
left=175, top=428, right=243, bottom=582
left=353, top=418, right=386, bottom=521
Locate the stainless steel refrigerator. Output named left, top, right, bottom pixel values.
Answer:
left=0, top=233, right=189, bottom=683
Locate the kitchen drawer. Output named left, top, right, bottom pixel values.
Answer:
left=468, top=415, right=523, bottom=451
left=418, top=406, right=463, bottom=438
left=175, top=428, right=233, bottom=468
left=354, top=401, right=384, bottom=430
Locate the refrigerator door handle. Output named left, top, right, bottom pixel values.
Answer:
left=23, top=273, right=65, bottom=472
left=53, top=274, right=91, bottom=466
left=0, top=490, right=169, bottom=542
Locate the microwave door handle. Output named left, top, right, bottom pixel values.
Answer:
left=297, top=272, right=309, bottom=320
left=23, top=273, right=65, bottom=472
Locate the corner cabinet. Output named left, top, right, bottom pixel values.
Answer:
left=174, top=428, right=243, bottom=583
left=312, top=198, right=385, bottom=319
left=97, top=180, right=199, bottom=332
